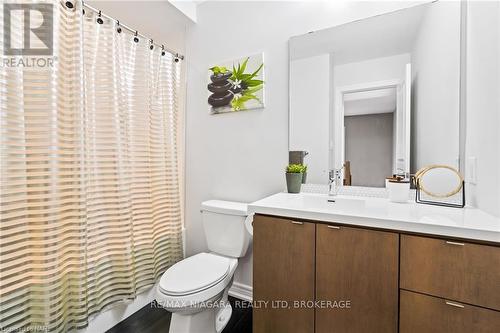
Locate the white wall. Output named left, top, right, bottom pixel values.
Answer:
left=79, top=1, right=192, bottom=332
left=465, top=0, right=500, bottom=217
left=185, top=0, right=424, bottom=294
left=290, top=54, right=330, bottom=183
left=411, top=0, right=461, bottom=172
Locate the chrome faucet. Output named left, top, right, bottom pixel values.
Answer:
left=328, top=168, right=343, bottom=196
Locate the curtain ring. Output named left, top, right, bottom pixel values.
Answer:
left=82, top=0, right=85, bottom=15
left=97, top=10, right=103, bottom=24
left=116, top=20, right=121, bottom=33
left=161, top=45, right=165, bottom=56
left=134, top=31, right=139, bottom=43
left=149, top=39, right=154, bottom=50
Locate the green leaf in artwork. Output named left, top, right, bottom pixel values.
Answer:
left=230, top=85, right=263, bottom=111
left=245, top=84, right=263, bottom=94
left=239, top=94, right=257, bottom=103
left=238, top=58, right=249, bottom=76
left=246, top=79, right=264, bottom=87
left=239, top=74, right=252, bottom=80
left=250, top=63, right=263, bottom=78
left=210, top=66, right=229, bottom=75
left=228, top=58, right=265, bottom=92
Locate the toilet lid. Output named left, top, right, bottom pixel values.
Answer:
left=159, top=253, right=230, bottom=296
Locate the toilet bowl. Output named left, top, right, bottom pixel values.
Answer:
left=156, top=200, right=251, bottom=333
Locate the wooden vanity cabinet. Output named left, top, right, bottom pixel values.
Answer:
left=315, top=224, right=399, bottom=333
left=253, top=214, right=500, bottom=333
left=253, top=215, right=316, bottom=333
left=253, top=215, right=399, bottom=333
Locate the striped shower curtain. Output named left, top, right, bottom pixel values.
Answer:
left=0, top=1, right=183, bottom=331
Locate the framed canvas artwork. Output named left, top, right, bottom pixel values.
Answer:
left=208, top=53, right=265, bottom=114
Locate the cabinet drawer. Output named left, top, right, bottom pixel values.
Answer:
left=400, top=234, right=500, bottom=310
left=400, top=290, right=500, bottom=333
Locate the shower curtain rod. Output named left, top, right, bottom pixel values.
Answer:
left=78, top=1, right=185, bottom=61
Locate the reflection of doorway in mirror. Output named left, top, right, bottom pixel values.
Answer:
left=335, top=66, right=411, bottom=188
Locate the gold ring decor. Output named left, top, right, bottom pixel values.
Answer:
left=413, top=165, right=464, bottom=198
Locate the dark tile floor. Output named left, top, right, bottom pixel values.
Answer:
left=106, top=296, right=252, bottom=333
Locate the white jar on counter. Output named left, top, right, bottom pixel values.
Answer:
left=387, top=179, right=410, bottom=203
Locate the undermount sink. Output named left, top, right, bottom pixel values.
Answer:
left=325, top=196, right=367, bottom=210
left=286, top=193, right=369, bottom=212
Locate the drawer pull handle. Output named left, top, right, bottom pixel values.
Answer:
left=445, top=300, right=465, bottom=308
left=445, top=241, right=465, bottom=246
left=327, top=225, right=341, bottom=230
left=290, top=221, right=303, bottom=225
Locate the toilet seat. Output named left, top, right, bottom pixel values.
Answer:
left=159, top=253, right=231, bottom=296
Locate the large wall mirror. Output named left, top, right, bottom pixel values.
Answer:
left=289, top=1, right=463, bottom=187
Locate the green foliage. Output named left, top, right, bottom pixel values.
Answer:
left=228, top=58, right=264, bottom=111
left=302, top=164, right=308, bottom=172
left=231, top=58, right=264, bottom=87
left=209, top=66, right=229, bottom=75
left=231, top=92, right=258, bottom=111
left=286, top=164, right=305, bottom=173
left=230, top=84, right=263, bottom=111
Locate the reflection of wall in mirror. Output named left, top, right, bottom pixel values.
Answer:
left=333, top=53, right=410, bottom=175
left=411, top=0, right=461, bottom=172
left=333, top=53, right=410, bottom=87
left=290, top=54, right=330, bottom=184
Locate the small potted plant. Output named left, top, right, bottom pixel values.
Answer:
left=286, top=164, right=304, bottom=193
left=301, top=164, right=308, bottom=184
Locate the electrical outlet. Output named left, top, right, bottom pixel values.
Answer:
left=467, top=157, right=477, bottom=184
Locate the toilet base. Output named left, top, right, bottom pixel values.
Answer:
left=215, top=301, right=232, bottom=333
left=168, top=288, right=232, bottom=333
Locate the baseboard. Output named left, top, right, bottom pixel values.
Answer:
left=229, top=282, right=253, bottom=302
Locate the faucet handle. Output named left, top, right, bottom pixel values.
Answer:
left=329, top=168, right=343, bottom=180
left=335, top=168, right=343, bottom=177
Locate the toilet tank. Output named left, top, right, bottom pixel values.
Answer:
left=201, top=200, right=251, bottom=258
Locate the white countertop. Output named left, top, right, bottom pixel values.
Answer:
left=248, top=192, right=500, bottom=244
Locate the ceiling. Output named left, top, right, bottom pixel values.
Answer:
left=169, top=0, right=207, bottom=22
left=344, top=88, right=397, bottom=116
left=290, top=3, right=429, bottom=65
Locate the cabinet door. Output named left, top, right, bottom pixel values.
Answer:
left=253, top=215, right=315, bottom=333
left=400, top=290, right=500, bottom=332
left=315, top=224, right=399, bottom=333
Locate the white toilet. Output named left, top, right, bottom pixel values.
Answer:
left=156, top=200, right=252, bottom=333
